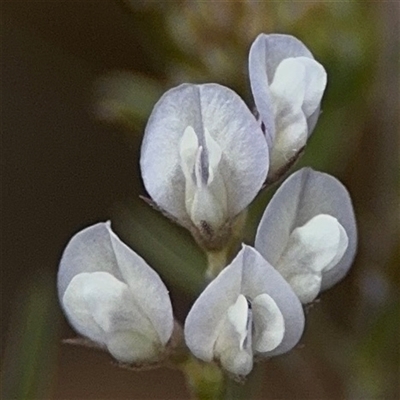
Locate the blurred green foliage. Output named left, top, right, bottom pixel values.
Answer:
left=1, top=276, right=59, bottom=400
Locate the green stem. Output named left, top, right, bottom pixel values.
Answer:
left=205, top=210, right=248, bottom=279
left=205, top=247, right=230, bottom=280
left=182, top=359, right=264, bottom=400
left=182, top=357, right=226, bottom=400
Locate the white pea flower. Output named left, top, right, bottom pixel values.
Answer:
left=57, top=222, right=174, bottom=364
left=184, top=245, right=304, bottom=377
left=140, top=83, right=269, bottom=249
left=255, top=168, right=357, bottom=304
left=249, top=34, right=327, bottom=179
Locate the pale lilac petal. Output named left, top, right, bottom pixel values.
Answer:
left=249, top=33, right=313, bottom=144
left=184, top=256, right=242, bottom=362
left=58, top=222, right=123, bottom=300
left=140, top=83, right=269, bottom=227
left=106, top=225, right=173, bottom=345
left=58, top=222, right=174, bottom=346
left=238, top=246, right=304, bottom=357
left=251, top=34, right=314, bottom=83
left=255, top=168, right=357, bottom=293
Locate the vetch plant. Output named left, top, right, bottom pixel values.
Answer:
left=58, top=32, right=357, bottom=399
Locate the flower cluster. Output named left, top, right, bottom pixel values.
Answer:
left=58, top=34, right=357, bottom=378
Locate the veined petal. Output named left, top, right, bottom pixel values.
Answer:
left=58, top=222, right=174, bottom=348
left=140, top=83, right=269, bottom=232
left=255, top=168, right=357, bottom=297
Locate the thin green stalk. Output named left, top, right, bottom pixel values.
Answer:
left=205, top=210, right=248, bottom=279
left=182, top=357, right=226, bottom=400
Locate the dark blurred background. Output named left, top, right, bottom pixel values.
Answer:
left=1, top=2, right=399, bottom=399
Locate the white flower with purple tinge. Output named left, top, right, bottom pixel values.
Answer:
left=184, top=245, right=304, bottom=377
left=58, top=222, right=174, bottom=363
left=255, top=168, right=357, bottom=304
left=249, top=34, right=327, bottom=179
left=140, top=83, right=269, bottom=249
